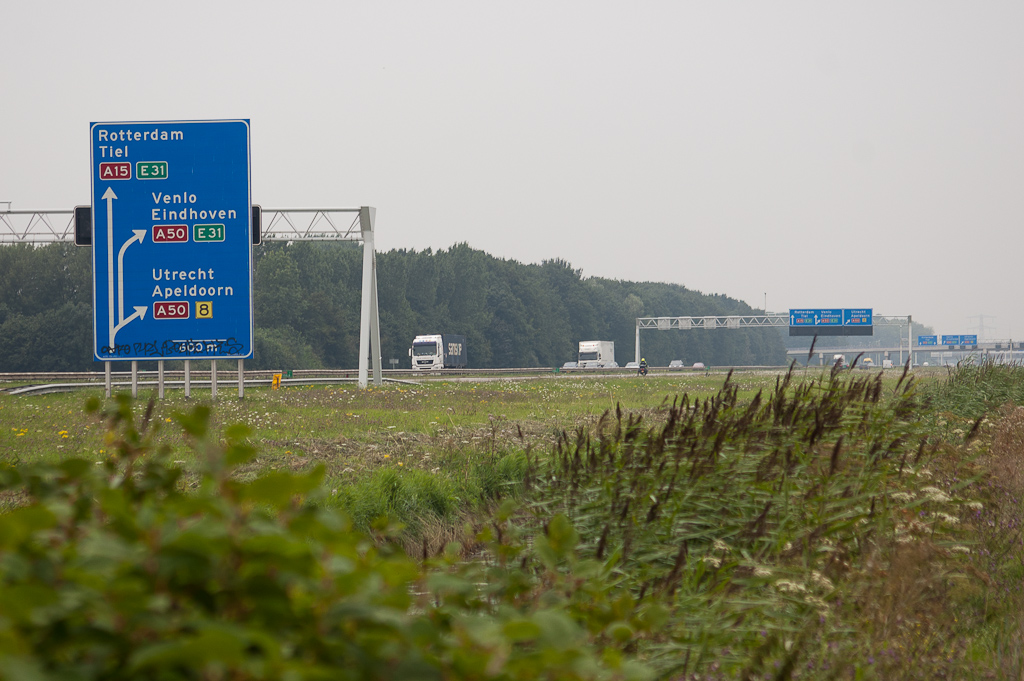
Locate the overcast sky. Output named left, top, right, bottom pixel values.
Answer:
left=3, top=1, right=1021, bottom=339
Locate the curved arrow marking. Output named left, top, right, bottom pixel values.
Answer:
left=117, top=229, right=146, bottom=323
left=112, top=306, right=147, bottom=346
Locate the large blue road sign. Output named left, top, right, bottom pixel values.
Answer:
left=917, top=335, right=938, bottom=346
left=961, top=335, right=978, bottom=345
left=90, top=120, right=252, bottom=361
left=789, top=309, right=842, bottom=326
left=942, top=335, right=961, bottom=345
left=843, top=308, right=872, bottom=326
left=789, top=308, right=873, bottom=336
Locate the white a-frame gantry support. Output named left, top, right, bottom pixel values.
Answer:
left=259, top=206, right=382, bottom=388
left=0, top=205, right=384, bottom=389
left=356, top=207, right=382, bottom=388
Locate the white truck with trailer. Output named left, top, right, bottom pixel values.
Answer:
left=409, top=334, right=467, bottom=370
left=578, top=340, right=615, bottom=368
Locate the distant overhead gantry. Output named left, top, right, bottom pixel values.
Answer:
left=635, top=314, right=914, bottom=364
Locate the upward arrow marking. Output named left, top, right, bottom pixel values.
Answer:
left=103, top=187, right=117, bottom=345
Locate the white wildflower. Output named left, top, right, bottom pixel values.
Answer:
left=920, top=486, right=951, bottom=503
left=810, top=571, right=834, bottom=591
left=701, top=555, right=722, bottom=569
left=805, top=595, right=830, bottom=614
left=935, top=512, right=959, bottom=525
left=892, top=492, right=914, bottom=502
left=949, top=545, right=971, bottom=554
left=774, top=580, right=806, bottom=594
left=965, top=501, right=983, bottom=510
left=753, top=566, right=772, bottom=578
left=713, top=539, right=731, bottom=553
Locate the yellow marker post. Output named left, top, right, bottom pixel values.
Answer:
left=272, top=373, right=282, bottom=389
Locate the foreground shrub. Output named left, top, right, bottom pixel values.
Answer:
left=0, top=396, right=652, bottom=681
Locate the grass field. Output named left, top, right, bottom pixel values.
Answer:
left=2, top=364, right=1024, bottom=679
left=0, top=374, right=773, bottom=484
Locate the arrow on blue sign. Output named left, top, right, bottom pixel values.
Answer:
left=102, top=186, right=147, bottom=349
left=116, top=230, right=146, bottom=330
left=114, top=307, right=148, bottom=343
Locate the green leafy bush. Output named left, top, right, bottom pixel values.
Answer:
left=0, top=396, right=652, bottom=681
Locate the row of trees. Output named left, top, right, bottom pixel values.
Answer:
left=0, top=241, right=787, bottom=372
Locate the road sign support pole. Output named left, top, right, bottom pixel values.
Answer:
left=158, top=360, right=164, bottom=399
left=635, top=321, right=640, bottom=365
left=908, top=316, right=913, bottom=368
left=184, top=360, right=191, bottom=398
left=131, top=361, right=138, bottom=398
left=104, top=361, right=111, bottom=398
left=237, top=359, right=244, bottom=399
left=898, top=326, right=903, bottom=366
left=369, top=254, right=382, bottom=386
left=357, top=207, right=382, bottom=388
left=211, top=360, right=218, bottom=399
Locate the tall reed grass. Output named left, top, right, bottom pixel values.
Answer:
left=502, top=366, right=995, bottom=678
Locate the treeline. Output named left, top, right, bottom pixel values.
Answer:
left=0, top=241, right=786, bottom=372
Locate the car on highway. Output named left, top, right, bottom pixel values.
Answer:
left=561, top=361, right=577, bottom=370
left=625, top=361, right=639, bottom=369
left=668, top=360, right=684, bottom=369
left=692, top=362, right=706, bottom=370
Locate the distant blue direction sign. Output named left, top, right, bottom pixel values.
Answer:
left=789, top=309, right=841, bottom=325
left=942, top=335, right=961, bottom=346
left=843, top=308, right=872, bottom=326
left=917, top=335, right=938, bottom=346
left=789, top=309, right=818, bottom=327
left=789, top=308, right=872, bottom=336
left=90, top=120, right=253, bottom=361
left=818, top=309, right=842, bottom=325
left=961, top=335, right=978, bottom=345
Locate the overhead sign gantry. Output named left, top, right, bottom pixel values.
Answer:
left=788, top=308, right=873, bottom=336
left=634, top=312, right=912, bottom=364
left=90, top=119, right=254, bottom=362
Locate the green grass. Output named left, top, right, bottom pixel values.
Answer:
left=5, top=366, right=1024, bottom=678
left=0, top=374, right=779, bottom=539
